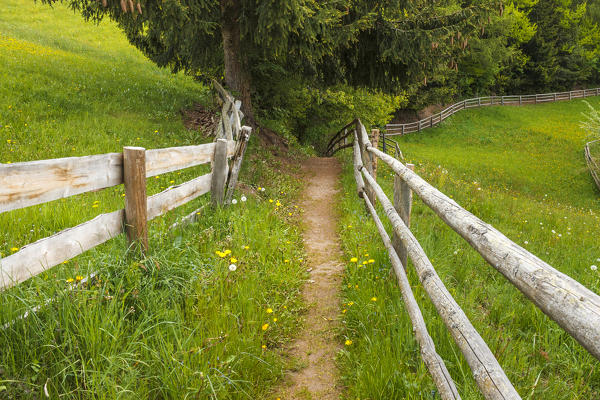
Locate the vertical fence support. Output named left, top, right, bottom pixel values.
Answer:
left=554, top=93, right=557, bottom=101
left=402, top=125, right=405, bottom=135
left=225, top=127, right=252, bottom=204
left=569, top=91, right=572, bottom=100
left=519, top=96, right=522, bottom=105
left=501, top=96, right=504, bottom=105
left=382, top=131, right=387, bottom=154
left=392, top=164, right=414, bottom=269
left=371, top=129, right=380, bottom=181
left=211, top=138, right=229, bottom=206
left=123, top=146, right=148, bottom=253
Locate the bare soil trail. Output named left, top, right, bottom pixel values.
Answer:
left=276, top=157, right=344, bottom=400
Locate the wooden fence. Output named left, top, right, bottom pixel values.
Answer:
left=585, top=139, right=600, bottom=191
left=0, top=83, right=251, bottom=290
left=333, top=118, right=600, bottom=400
left=385, top=88, right=600, bottom=136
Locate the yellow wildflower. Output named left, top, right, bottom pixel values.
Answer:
left=350, top=257, right=358, bottom=263
left=273, top=317, right=277, bottom=322
left=66, top=278, right=74, bottom=283
left=284, top=259, right=289, bottom=263
left=224, top=249, right=231, bottom=255
left=262, top=344, right=266, bottom=349
left=244, top=245, right=250, bottom=250
left=345, top=339, right=353, bottom=346
left=266, top=308, right=273, bottom=314
left=348, top=301, right=354, bottom=306
left=76, top=276, right=84, bottom=281
left=230, top=257, right=237, bottom=263
left=371, top=297, right=377, bottom=302
left=342, top=309, right=347, bottom=314
left=262, top=323, right=269, bottom=331
left=276, top=200, right=281, bottom=207
left=269, top=199, right=274, bottom=203
left=368, top=259, right=375, bottom=263
left=362, top=261, right=368, bottom=265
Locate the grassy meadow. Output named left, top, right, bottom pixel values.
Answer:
left=337, top=100, right=600, bottom=399
left=0, top=1, right=308, bottom=398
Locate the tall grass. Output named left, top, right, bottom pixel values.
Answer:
left=0, top=1, right=309, bottom=398
left=337, top=100, right=600, bottom=399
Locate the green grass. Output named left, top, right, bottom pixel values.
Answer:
left=0, top=1, right=309, bottom=398
left=337, top=100, right=600, bottom=399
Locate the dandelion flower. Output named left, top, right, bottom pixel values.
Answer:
left=76, top=276, right=83, bottom=281
left=258, top=187, right=262, bottom=191
left=350, top=257, right=358, bottom=263
left=362, top=261, right=368, bottom=265
left=284, top=259, right=289, bottom=263
left=368, top=259, right=375, bottom=263
left=224, top=249, right=231, bottom=255
left=66, top=278, right=74, bottom=283
left=266, top=308, right=273, bottom=314
left=371, top=297, right=377, bottom=302
left=342, top=309, right=347, bottom=314
left=229, top=264, right=237, bottom=271
left=10, top=247, right=19, bottom=252
left=262, top=344, right=266, bottom=349
left=244, top=245, right=250, bottom=250
left=269, top=199, right=274, bottom=203
left=273, top=317, right=277, bottom=322
left=347, top=301, right=354, bottom=306
left=592, top=265, right=598, bottom=271
left=230, top=257, right=237, bottom=263
left=262, top=323, right=269, bottom=331
left=216, top=251, right=226, bottom=258
left=241, top=195, right=247, bottom=202
left=232, top=199, right=238, bottom=204
left=276, top=200, right=281, bottom=207
left=345, top=339, right=352, bottom=346
left=92, top=204, right=99, bottom=208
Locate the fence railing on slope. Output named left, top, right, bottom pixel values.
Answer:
left=338, top=119, right=600, bottom=399
left=0, top=84, right=251, bottom=291
left=386, top=87, right=600, bottom=136
left=585, top=139, right=600, bottom=191
left=325, top=121, right=401, bottom=158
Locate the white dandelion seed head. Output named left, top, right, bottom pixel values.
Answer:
left=241, top=195, right=247, bottom=202
left=524, top=241, right=529, bottom=244
left=261, top=187, right=265, bottom=192
left=229, top=264, right=237, bottom=271
left=231, top=199, right=238, bottom=204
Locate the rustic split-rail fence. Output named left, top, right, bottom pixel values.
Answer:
left=585, top=139, right=600, bottom=191
left=0, top=82, right=250, bottom=291
left=327, top=118, right=600, bottom=400
left=385, top=87, right=600, bottom=136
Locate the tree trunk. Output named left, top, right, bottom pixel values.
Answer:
left=220, top=0, right=288, bottom=150
left=220, top=0, right=253, bottom=120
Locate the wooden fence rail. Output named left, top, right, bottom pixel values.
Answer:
left=385, top=87, right=600, bottom=136
left=1, top=85, right=251, bottom=290
left=335, top=118, right=600, bottom=399
left=585, top=139, right=600, bottom=191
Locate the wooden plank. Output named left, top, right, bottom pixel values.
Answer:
left=0, top=210, right=123, bottom=289
left=369, top=146, right=600, bottom=360
left=211, top=139, right=229, bottom=206
left=225, top=127, right=252, bottom=204
left=362, top=194, right=461, bottom=400
left=123, top=147, right=148, bottom=252
left=145, top=143, right=216, bottom=177
left=360, top=167, right=520, bottom=400
left=356, top=119, right=375, bottom=205
left=147, top=172, right=212, bottom=220
left=352, top=133, right=365, bottom=197
left=0, top=153, right=123, bottom=213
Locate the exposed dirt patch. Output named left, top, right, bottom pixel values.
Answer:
left=181, top=103, right=218, bottom=135
left=275, top=157, right=344, bottom=400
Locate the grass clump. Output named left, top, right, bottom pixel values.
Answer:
left=337, top=100, right=600, bottom=399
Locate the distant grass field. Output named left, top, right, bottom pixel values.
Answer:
left=337, top=100, right=600, bottom=399
left=0, top=1, right=308, bottom=398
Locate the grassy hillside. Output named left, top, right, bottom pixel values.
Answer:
left=0, top=1, right=307, bottom=398
left=337, top=100, right=600, bottom=399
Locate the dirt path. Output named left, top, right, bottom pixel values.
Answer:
left=276, top=157, right=344, bottom=400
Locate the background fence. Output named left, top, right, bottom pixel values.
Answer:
left=0, top=83, right=250, bottom=290
left=585, top=139, right=600, bottom=191
left=331, top=118, right=600, bottom=400
left=385, top=88, right=600, bottom=136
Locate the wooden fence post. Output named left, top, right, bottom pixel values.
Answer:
left=569, top=91, right=572, bottom=100
left=211, top=138, right=229, bottom=206
left=519, top=96, right=522, bottom=105
left=392, top=163, right=414, bottom=269
left=123, top=146, right=148, bottom=252
left=382, top=131, right=387, bottom=154
left=225, top=127, right=252, bottom=204
left=371, top=129, right=380, bottom=181
left=402, top=125, right=405, bottom=135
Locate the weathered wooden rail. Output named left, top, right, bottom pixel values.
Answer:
left=386, top=87, right=600, bottom=136
left=0, top=84, right=251, bottom=290
left=585, top=139, right=600, bottom=191
left=334, top=118, right=600, bottom=399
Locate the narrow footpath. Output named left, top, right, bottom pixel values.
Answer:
left=276, top=157, right=344, bottom=399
